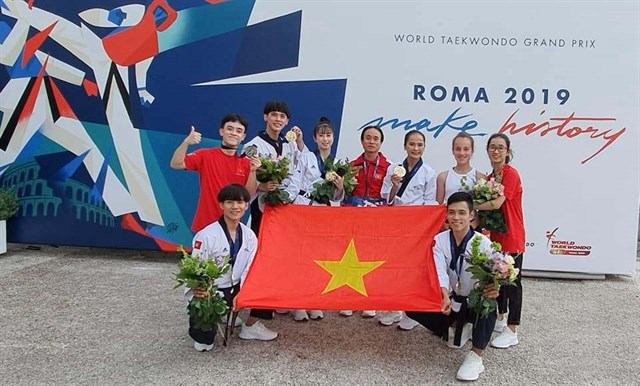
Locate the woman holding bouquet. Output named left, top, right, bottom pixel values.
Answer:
left=436, top=132, right=486, bottom=204
left=292, top=117, right=345, bottom=207
left=475, top=133, right=525, bottom=349
left=288, top=117, right=345, bottom=322
left=378, top=130, right=438, bottom=330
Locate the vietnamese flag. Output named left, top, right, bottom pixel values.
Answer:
left=236, top=204, right=446, bottom=311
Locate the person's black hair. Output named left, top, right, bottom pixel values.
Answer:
left=486, top=133, right=514, bottom=163
left=447, top=191, right=474, bottom=212
left=360, top=125, right=384, bottom=143
left=314, top=116, right=334, bottom=136
left=403, top=130, right=425, bottom=145
left=263, top=100, right=291, bottom=119
left=217, top=183, right=250, bottom=203
left=220, top=114, right=248, bottom=132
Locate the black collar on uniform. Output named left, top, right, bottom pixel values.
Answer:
left=258, top=131, right=286, bottom=156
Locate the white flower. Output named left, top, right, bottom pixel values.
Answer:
left=325, top=171, right=339, bottom=182
left=503, top=254, right=515, bottom=265
left=285, top=130, right=297, bottom=143
left=393, top=165, right=406, bottom=177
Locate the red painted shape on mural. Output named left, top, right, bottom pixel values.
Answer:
left=18, top=57, right=48, bottom=122
left=121, top=213, right=181, bottom=252
left=22, top=21, right=58, bottom=67
left=47, top=78, right=78, bottom=120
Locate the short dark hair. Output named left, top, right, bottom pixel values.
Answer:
left=403, top=130, right=425, bottom=145
left=452, top=132, right=474, bottom=151
left=360, top=125, right=384, bottom=143
left=217, top=184, right=250, bottom=203
left=220, top=114, right=248, bottom=132
left=263, top=101, right=291, bottom=119
left=486, top=133, right=514, bottom=163
left=314, top=116, right=334, bottom=137
left=447, top=191, right=473, bottom=212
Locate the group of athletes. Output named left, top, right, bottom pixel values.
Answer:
left=169, top=101, right=525, bottom=382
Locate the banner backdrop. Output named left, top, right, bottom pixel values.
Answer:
left=1, top=1, right=638, bottom=275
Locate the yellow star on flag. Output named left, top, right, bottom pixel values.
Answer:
left=314, top=239, right=385, bottom=296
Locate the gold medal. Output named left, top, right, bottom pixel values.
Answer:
left=285, top=130, right=297, bottom=143
left=393, top=165, right=406, bottom=177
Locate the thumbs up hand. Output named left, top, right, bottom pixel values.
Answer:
left=184, top=126, right=202, bottom=145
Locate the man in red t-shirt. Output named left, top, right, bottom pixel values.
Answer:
left=170, top=114, right=261, bottom=232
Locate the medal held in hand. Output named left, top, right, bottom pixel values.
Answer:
left=242, top=144, right=258, bottom=158
left=393, top=165, right=406, bottom=177
left=285, top=130, right=297, bottom=143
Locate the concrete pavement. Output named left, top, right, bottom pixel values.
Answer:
left=1, top=244, right=639, bottom=385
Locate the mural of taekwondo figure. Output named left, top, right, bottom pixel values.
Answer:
left=0, top=18, right=140, bottom=220
left=0, top=0, right=182, bottom=226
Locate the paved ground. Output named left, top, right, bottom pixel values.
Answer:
left=1, top=243, right=639, bottom=385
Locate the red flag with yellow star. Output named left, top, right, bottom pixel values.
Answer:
left=235, top=205, right=446, bottom=311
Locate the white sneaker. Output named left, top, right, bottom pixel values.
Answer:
left=238, top=321, right=278, bottom=341
left=339, top=310, right=353, bottom=317
left=193, top=341, right=214, bottom=352
left=448, top=323, right=473, bottom=348
left=456, top=351, right=485, bottom=381
left=378, top=311, right=403, bottom=326
left=309, top=310, right=324, bottom=320
left=494, top=316, right=507, bottom=332
left=292, top=310, right=309, bottom=322
left=491, top=327, right=518, bottom=348
left=361, top=310, right=376, bottom=318
left=398, top=315, right=420, bottom=331
left=221, top=314, right=243, bottom=327
left=275, top=309, right=290, bottom=315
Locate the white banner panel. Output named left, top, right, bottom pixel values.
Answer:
left=214, top=1, right=640, bottom=275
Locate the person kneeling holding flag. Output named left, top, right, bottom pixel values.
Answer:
left=406, top=192, right=499, bottom=381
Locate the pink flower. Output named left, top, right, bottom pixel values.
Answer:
left=494, top=259, right=510, bottom=278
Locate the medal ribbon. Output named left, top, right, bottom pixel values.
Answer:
left=396, top=158, right=423, bottom=198
left=217, top=217, right=243, bottom=267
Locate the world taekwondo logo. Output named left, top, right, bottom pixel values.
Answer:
left=546, top=227, right=592, bottom=256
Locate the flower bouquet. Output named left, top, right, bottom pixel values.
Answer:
left=174, top=248, right=230, bottom=333
left=464, top=236, right=519, bottom=318
left=256, top=155, right=292, bottom=206
left=309, top=158, right=358, bottom=205
left=462, top=175, right=507, bottom=232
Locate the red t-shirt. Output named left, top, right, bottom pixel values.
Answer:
left=489, top=164, right=525, bottom=253
left=184, top=148, right=250, bottom=232
left=350, top=153, right=391, bottom=198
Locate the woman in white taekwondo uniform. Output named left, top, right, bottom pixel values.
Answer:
left=436, top=132, right=486, bottom=204
left=289, top=117, right=345, bottom=322
left=405, top=192, right=499, bottom=382
left=186, top=184, right=278, bottom=352
left=292, top=117, right=345, bottom=206
left=379, top=130, right=439, bottom=330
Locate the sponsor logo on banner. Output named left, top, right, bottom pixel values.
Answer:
left=545, top=227, right=592, bottom=256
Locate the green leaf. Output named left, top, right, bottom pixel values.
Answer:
left=174, top=249, right=232, bottom=332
